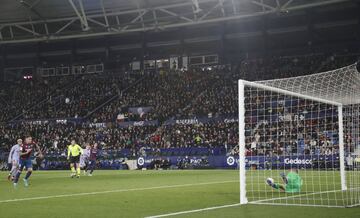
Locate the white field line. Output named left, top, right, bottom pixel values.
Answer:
left=0, top=180, right=237, bottom=204
left=345, top=202, right=360, bottom=208
left=249, top=202, right=345, bottom=208
left=144, top=203, right=242, bottom=218
left=250, top=189, right=343, bottom=204
left=145, top=187, right=360, bottom=218
left=250, top=187, right=360, bottom=204
left=145, top=189, right=358, bottom=217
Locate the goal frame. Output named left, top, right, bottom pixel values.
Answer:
left=238, top=79, right=347, bottom=206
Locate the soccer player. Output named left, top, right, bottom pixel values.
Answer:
left=67, top=139, right=83, bottom=178
left=34, top=144, right=45, bottom=169
left=13, top=136, right=34, bottom=187
left=88, top=143, right=99, bottom=176
left=80, top=143, right=91, bottom=175
left=266, top=168, right=303, bottom=193
left=7, top=139, right=22, bottom=181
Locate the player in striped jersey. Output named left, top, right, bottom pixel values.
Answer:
left=13, top=136, right=34, bottom=187
left=88, top=143, right=99, bottom=176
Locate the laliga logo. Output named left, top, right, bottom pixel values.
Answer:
left=284, top=158, right=312, bottom=165
left=137, top=157, right=145, bottom=166
left=227, top=156, right=235, bottom=166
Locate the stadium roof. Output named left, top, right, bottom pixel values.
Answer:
left=0, top=0, right=354, bottom=44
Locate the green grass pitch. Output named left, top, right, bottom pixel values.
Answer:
left=0, top=170, right=359, bottom=218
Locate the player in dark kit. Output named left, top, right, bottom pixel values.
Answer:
left=88, top=143, right=99, bottom=176
left=13, top=136, right=34, bottom=188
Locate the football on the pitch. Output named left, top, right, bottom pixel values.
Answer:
left=266, top=177, right=274, bottom=184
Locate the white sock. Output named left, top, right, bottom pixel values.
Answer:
left=10, top=166, right=17, bottom=177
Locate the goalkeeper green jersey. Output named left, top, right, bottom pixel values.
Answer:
left=285, top=172, right=303, bottom=193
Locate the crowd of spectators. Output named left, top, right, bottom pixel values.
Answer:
left=236, top=53, right=358, bottom=81
left=0, top=121, right=236, bottom=157
left=157, top=122, right=238, bottom=150
left=0, top=76, right=75, bottom=122
left=0, top=52, right=358, bottom=160
left=0, top=123, right=157, bottom=152
left=21, top=73, right=141, bottom=120
left=182, top=74, right=237, bottom=117
left=91, top=70, right=216, bottom=123
left=244, top=90, right=341, bottom=157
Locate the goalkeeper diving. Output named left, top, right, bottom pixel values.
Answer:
left=266, top=168, right=303, bottom=193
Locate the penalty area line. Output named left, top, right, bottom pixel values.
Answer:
left=0, top=180, right=237, bottom=204
left=144, top=203, right=242, bottom=218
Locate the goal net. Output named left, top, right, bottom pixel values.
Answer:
left=238, top=63, right=360, bottom=208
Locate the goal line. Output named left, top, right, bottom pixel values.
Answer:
left=249, top=187, right=360, bottom=204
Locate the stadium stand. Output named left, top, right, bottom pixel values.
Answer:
left=0, top=52, right=359, bottom=168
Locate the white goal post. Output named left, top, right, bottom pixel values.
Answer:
left=238, top=63, right=360, bottom=208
